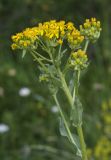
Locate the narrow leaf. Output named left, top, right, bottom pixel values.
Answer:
left=59, top=117, right=82, bottom=157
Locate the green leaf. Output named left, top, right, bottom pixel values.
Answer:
left=59, top=118, right=82, bottom=157
left=22, top=49, right=26, bottom=58
left=72, top=134, right=82, bottom=157
left=59, top=117, right=69, bottom=138
left=70, top=97, right=83, bottom=127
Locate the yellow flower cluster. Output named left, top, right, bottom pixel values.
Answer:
left=80, top=18, right=101, bottom=42
left=11, top=20, right=84, bottom=50
left=66, top=22, right=84, bottom=49
left=70, top=49, right=88, bottom=70
left=11, top=27, right=39, bottom=50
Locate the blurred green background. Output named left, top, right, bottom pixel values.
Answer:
left=0, top=0, right=111, bottom=159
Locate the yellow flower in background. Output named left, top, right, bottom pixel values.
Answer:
left=88, top=98, right=111, bottom=160
left=101, top=99, right=111, bottom=125
left=103, top=113, right=111, bottom=124
left=94, top=136, right=111, bottom=160
left=87, top=149, right=93, bottom=159
left=80, top=18, right=101, bottom=42
left=102, top=100, right=108, bottom=111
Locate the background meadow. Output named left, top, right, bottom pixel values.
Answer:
left=0, top=0, right=111, bottom=159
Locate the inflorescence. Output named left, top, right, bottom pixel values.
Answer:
left=11, top=20, right=85, bottom=50
left=11, top=18, right=101, bottom=71
left=80, top=18, right=101, bottom=42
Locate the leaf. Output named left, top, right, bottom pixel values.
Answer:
left=70, top=97, right=83, bottom=127
left=72, top=134, right=82, bottom=157
left=59, top=118, right=82, bottom=157
left=22, top=49, right=26, bottom=58
left=59, top=117, right=69, bottom=137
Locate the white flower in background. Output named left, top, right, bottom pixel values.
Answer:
left=51, top=105, right=59, bottom=113
left=19, top=87, right=31, bottom=97
left=8, top=68, right=16, bottom=77
left=93, top=83, right=105, bottom=91
left=0, top=124, right=9, bottom=133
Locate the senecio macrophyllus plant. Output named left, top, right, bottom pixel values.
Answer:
left=11, top=18, right=101, bottom=160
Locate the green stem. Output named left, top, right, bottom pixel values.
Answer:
left=32, top=50, right=52, bottom=63
left=84, top=40, right=89, bottom=52
left=72, top=70, right=80, bottom=104
left=58, top=69, right=88, bottom=160
left=30, top=50, right=48, bottom=72
left=77, top=126, right=88, bottom=160
left=75, top=70, right=87, bottom=160
left=57, top=68, right=73, bottom=108
left=53, top=93, right=82, bottom=156
left=41, top=47, right=88, bottom=159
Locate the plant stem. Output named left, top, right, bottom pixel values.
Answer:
left=50, top=47, right=88, bottom=159
left=57, top=69, right=88, bottom=160
left=32, top=50, right=52, bottom=63
left=57, top=68, right=73, bottom=108
left=77, top=126, right=87, bottom=160
left=53, top=94, right=81, bottom=155
left=84, top=40, right=89, bottom=52
left=30, top=50, right=48, bottom=72
left=75, top=70, right=88, bottom=160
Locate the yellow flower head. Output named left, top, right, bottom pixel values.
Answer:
left=70, top=49, right=88, bottom=70
left=80, top=17, right=101, bottom=42
left=11, top=27, right=38, bottom=50
left=11, top=20, right=85, bottom=50
left=66, top=23, right=84, bottom=49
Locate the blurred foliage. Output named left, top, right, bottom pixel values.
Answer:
left=0, top=0, right=111, bottom=159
